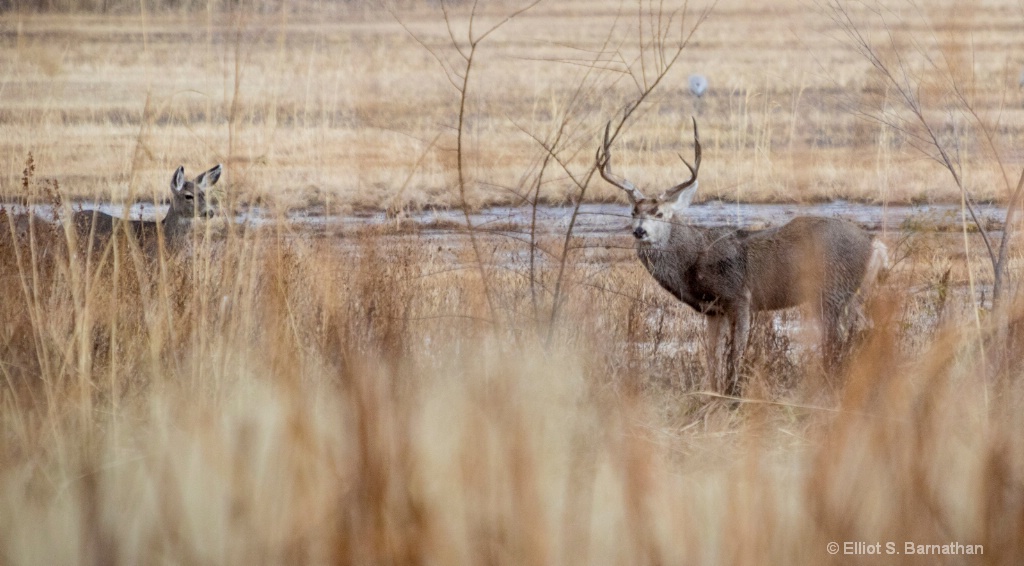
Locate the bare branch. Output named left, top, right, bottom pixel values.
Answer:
left=822, top=0, right=1018, bottom=307
left=546, top=0, right=715, bottom=337
left=472, top=0, right=546, bottom=46
left=440, top=1, right=469, bottom=61
left=391, top=12, right=463, bottom=91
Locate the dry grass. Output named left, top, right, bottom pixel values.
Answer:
left=2, top=159, right=1024, bottom=563
left=2, top=0, right=1024, bottom=210
left=3, top=1, right=1024, bottom=564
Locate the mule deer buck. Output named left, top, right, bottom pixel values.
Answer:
left=597, top=119, right=888, bottom=395
left=72, top=164, right=221, bottom=256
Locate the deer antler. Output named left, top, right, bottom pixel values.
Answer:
left=596, top=122, right=645, bottom=204
left=661, top=117, right=701, bottom=201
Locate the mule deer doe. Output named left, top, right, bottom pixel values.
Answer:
left=72, top=164, right=221, bottom=255
left=596, top=119, right=888, bottom=395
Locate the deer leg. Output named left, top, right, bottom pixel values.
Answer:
left=821, top=299, right=844, bottom=378
left=705, top=315, right=726, bottom=391
left=726, top=300, right=751, bottom=397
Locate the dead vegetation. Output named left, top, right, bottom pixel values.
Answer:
left=3, top=0, right=1024, bottom=564
left=2, top=154, right=1024, bottom=564
left=2, top=1, right=1024, bottom=209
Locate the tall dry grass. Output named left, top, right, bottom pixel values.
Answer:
left=3, top=1, right=1024, bottom=564
left=2, top=158, right=1024, bottom=564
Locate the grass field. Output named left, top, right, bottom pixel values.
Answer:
left=3, top=1, right=1024, bottom=564
left=2, top=0, right=1023, bottom=209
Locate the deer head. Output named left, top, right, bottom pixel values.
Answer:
left=597, top=118, right=701, bottom=246
left=169, top=164, right=221, bottom=220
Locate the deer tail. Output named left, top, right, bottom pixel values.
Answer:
left=862, top=239, right=890, bottom=293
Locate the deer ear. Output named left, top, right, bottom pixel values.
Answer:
left=195, top=164, right=222, bottom=190
left=666, top=182, right=698, bottom=213
left=170, top=166, right=186, bottom=193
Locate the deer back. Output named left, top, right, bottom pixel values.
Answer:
left=70, top=210, right=163, bottom=254
left=698, top=216, right=876, bottom=312
left=67, top=164, right=220, bottom=257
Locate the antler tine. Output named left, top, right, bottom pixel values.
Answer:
left=596, top=121, right=645, bottom=203
left=662, top=117, right=702, bottom=200
left=676, top=153, right=697, bottom=178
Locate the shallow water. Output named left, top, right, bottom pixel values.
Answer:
left=2, top=199, right=994, bottom=345
left=3, top=200, right=1007, bottom=237
left=284, top=201, right=1009, bottom=237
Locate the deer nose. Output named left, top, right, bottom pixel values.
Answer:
left=632, top=226, right=647, bottom=239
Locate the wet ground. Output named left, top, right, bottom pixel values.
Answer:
left=8, top=200, right=1007, bottom=238
left=3, top=199, right=999, bottom=356
left=317, top=200, right=1008, bottom=236
left=6, top=199, right=1002, bottom=276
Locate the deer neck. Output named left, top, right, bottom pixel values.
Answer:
left=160, top=206, right=193, bottom=244
left=636, top=223, right=709, bottom=288
left=635, top=223, right=737, bottom=315
left=636, top=222, right=704, bottom=268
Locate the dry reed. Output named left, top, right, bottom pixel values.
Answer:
left=3, top=1, right=1024, bottom=564
left=2, top=159, right=1023, bottom=564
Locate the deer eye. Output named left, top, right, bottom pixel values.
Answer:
left=184, top=193, right=194, bottom=201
